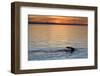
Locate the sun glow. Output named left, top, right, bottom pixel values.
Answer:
left=28, top=15, right=88, bottom=25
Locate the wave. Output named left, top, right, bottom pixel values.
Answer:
left=28, top=48, right=88, bottom=60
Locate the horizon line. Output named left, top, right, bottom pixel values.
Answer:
left=28, top=22, right=87, bottom=26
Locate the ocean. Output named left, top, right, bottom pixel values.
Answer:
left=28, top=24, right=88, bottom=60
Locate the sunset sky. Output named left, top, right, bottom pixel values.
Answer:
left=28, top=15, right=88, bottom=25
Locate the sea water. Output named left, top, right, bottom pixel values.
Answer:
left=28, top=24, right=88, bottom=60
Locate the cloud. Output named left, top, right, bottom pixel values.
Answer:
left=28, top=15, right=88, bottom=25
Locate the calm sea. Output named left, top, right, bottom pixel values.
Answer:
left=28, top=24, right=88, bottom=60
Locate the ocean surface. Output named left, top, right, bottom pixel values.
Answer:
left=28, top=24, right=88, bottom=61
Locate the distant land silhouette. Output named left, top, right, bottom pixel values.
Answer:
left=28, top=22, right=87, bottom=25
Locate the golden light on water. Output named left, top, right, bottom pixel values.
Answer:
left=28, top=24, right=87, bottom=48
